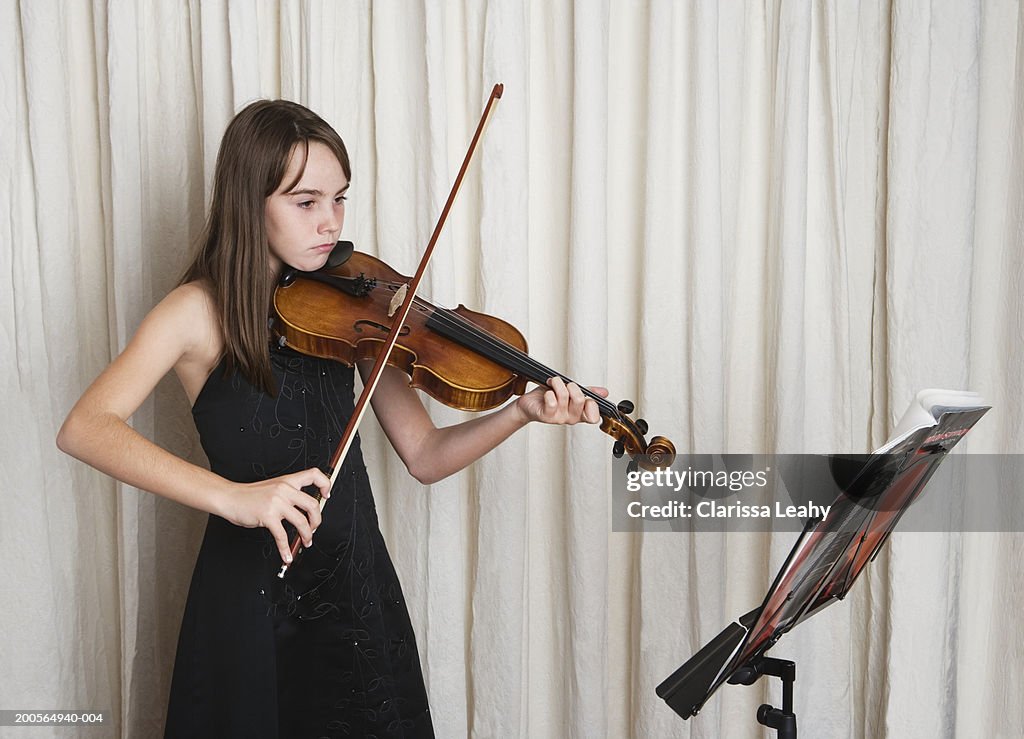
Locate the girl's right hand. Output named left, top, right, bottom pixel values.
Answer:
left=219, top=467, right=332, bottom=564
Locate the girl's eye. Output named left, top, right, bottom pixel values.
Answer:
left=335, top=195, right=348, bottom=204
left=298, top=201, right=314, bottom=209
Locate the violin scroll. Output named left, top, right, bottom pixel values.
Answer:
left=644, top=436, right=677, bottom=468
left=601, top=409, right=676, bottom=470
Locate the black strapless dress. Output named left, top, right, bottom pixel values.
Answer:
left=164, top=345, right=433, bottom=738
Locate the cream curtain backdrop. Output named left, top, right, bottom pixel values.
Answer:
left=2, top=1, right=1022, bottom=737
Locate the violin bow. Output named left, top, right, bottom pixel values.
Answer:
left=278, top=83, right=505, bottom=577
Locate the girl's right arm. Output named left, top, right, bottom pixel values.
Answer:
left=56, top=283, right=330, bottom=563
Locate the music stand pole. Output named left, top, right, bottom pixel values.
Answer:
left=728, top=656, right=798, bottom=739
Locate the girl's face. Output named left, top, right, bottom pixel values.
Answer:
left=265, top=141, right=349, bottom=276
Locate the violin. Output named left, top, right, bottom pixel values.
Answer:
left=274, top=83, right=672, bottom=578
left=271, top=242, right=676, bottom=468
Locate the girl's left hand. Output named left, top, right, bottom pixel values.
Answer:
left=515, top=376, right=608, bottom=426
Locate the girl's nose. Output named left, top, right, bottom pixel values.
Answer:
left=320, top=208, right=341, bottom=234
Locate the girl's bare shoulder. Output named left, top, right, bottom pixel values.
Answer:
left=161, top=281, right=224, bottom=400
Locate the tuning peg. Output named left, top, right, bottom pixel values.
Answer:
left=612, top=440, right=625, bottom=459
left=617, top=399, right=635, bottom=415
left=627, top=460, right=639, bottom=475
left=636, top=418, right=649, bottom=435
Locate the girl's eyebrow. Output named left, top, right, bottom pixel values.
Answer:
left=286, top=183, right=350, bottom=197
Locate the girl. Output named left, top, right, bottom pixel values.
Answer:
left=57, top=99, right=604, bottom=738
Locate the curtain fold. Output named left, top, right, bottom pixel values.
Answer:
left=3, top=1, right=1021, bottom=737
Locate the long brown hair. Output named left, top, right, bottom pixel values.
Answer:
left=182, top=99, right=351, bottom=394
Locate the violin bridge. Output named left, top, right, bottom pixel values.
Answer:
left=388, top=283, right=409, bottom=318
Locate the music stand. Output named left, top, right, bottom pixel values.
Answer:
left=656, top=402, right=990, bottom=738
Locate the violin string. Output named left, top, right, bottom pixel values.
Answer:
left=418, top=301, right=620, bottom=415
left=432, top=306, right=619, bottom=414
left=328, top=273, right=629, bottom=423
left=371, top=278, right=615, bottom=411
left=371, top=278, right=624, bottom=420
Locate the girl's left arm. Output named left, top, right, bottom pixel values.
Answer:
left=364, top=364, right=607, bottom=485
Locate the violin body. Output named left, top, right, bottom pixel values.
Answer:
left=273, top=251, right=530, bottom=411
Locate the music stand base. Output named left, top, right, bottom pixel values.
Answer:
left=728, top=656, right=798, bottom=739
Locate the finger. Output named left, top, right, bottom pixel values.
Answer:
left=277, top=471, right=327, bottom=540
left=292, top=467, right=332, bottom=500
left=583, top=398, right=601, bottom=424
left=544, top=376, right=569, bottom=399
left=280, top=499, right=316, bottom=547
left=564, top=382, right=587, bottom=420
left=311, top=467, right=332, bottom=499
left=587, top=385, right=610, bottom=399
left=292, top=492, right=323, bottom=532
left=546, top=376, right=568, bottom=412
left=267, top=521, right=294, bottom=564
